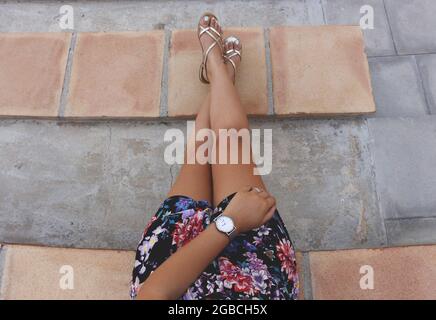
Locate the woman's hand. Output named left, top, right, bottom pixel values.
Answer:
left=223, top=186, right=276, bottom=234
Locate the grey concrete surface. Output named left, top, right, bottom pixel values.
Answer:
left=367, top=116, right=436, bottom=220
left=0, top=119, right=386, bottom=251
left=0, top=0, right=324, bottom=32
left=0, top=120, right=173, bottom=250
left=369, top=56, right=428, bottom=117
left=300, top=252, right=313, bottom=300
left=322, top=0, right=396, bottom=56
left=1, top=0, right=436, bottom=253
left=260, top=118, right=385, bottom=251
left=384, top=0, right=436, bottom=54
left=417, top=54, right=436, bottom=114
left=385, top=218, right=436, bottom=246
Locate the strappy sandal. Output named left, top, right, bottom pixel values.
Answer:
left=223, top=36, right=242, bottom=84
left=198, top=12, right=223, bottom=84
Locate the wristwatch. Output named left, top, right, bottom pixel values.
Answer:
left=213, top=214, right=237, bottom=240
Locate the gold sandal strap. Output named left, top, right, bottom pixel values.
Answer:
left=199, top=25, right=221, bottom=39
left=225, top=50, right=241, bottom=61
left=197, top=14, right=223, bottom=84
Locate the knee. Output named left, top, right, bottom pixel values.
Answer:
left=212, top=118, right=248, bottom=134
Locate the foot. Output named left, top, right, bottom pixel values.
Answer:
left=198, top=14, right=224, bottom=81
left=223, top=36, right=242, bottom=82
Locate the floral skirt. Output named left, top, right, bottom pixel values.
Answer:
left=131, top=193, right=299, bottom=300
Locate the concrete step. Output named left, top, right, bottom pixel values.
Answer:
left=0, top=118, right=386, bottom=252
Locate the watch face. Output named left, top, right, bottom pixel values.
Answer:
left=216, top=216, right=234, bottom=233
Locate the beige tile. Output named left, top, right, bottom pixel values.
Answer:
left=168, top=28, right=268, bottom=117
left=270, top=26, right=375, bottom=116
left=0, top=245, right=134, bottom=300
left=0, top=32, right=71, bottom=117
left=309, top=245, right=436, bottom=299
left=66, top=32, right=164, bottom=118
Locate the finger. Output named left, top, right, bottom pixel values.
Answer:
left=256, top=190, right=270, bottom=199
left=249, top=186, right=263, bottom=193
left=264, top=196, right=276, bottom=210
left=262, top=205, right=276, bottom=225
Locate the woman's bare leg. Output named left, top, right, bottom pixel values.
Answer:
left=167, top=94, right=213, bottom=204
left=208, top=41, right=266, bottom=206
left=168, top=15, right=262, bottom=206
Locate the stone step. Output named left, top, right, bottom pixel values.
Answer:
left=0, top=118, right=385, bottom=252
left=1, top=243, right=435, bottom=299
left=2, top=115, right=436, bottom=254
left=0, top=244, right=305, bottom=300
left=0, top=244, right=133, bottom=300
left=309, top=245, right=436, bottom=299
left=0, top=26, right=375, bottom=119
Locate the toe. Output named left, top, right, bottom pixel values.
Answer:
left=229, top=40, right=236, bottom=52
left=200, top=15, right=210, bottom=28
left=213, top=18, right=222, bottom=35
left=235, top=39, right=242, bottom=52
left=224, top=41, right=230, bottom=53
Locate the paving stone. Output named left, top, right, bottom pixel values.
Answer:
left=0, top=120, right=174, bottom=250
left=0, top=245, right=307, bottom=300
left=368, top=117, right=436, bottom=220
left=310, top=245, right=436, bottom=299
left=386, top=218, right=436, bottom=246
left=0, top=32, right=70, bottom=117
left=417, top=54, right=436, bottom=114
left=368, top=56, right=428, bottom=117
left=256, top=118, right=385, bottom=251
left=66, top=32, right=164, bottom=118
left=385, top=0, right=436, bottom=54
left=168, top=28, right=268, bottom=117
left=215, top=0, right=324, bottom=27
left=322, top=0, right=395, bottom=56
left=270, top=26, right=375, bottom=116
left=0, top=118, right=384, bottom=251
left=0, top=244, right=134, bottom=299
left=0, top=1, right=324, bottom=32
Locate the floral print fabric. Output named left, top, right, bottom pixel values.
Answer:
left=131, top=193, right=299, bottom=300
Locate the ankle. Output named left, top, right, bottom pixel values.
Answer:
left=208, top=60, right=232, bottom=82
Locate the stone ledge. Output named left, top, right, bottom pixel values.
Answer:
left=1, top=243, right=434, bottom=300
left=0, top=244, right=305, bottom=300
left=0, top=244, right=134, bottom=300
left=310, top=245, right=436, bottom=299
left=0, top=33, right=71, bottom=117
left=0, top=26, right=375, bottom=119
